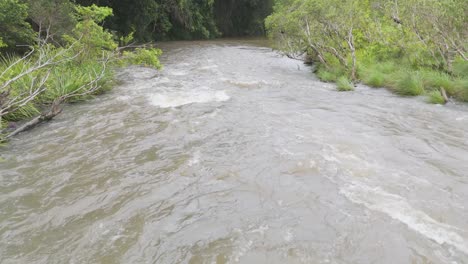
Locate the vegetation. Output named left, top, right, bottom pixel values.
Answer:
left=336, top=76, right=354, bottom=92
left=266, top=0, right=468, bottom=102
left=74, top=0, right=273, bottom=40
left=0, top=0, right=35, bottom=53
left=0, top=2, right=162, bottom=143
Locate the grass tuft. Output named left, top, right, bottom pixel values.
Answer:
left=363, top=70, right=385, bottom=87
left=427, top=91, right=446, bottom=104
left=336, top=76, right=354, bottom=91
left=453, top=79, right=468, bottom=102
left=317, top=69, right=339, bottom=82
left=421, top=71, right=455, bottom=95
left=393, top=72, right=425, bottom=96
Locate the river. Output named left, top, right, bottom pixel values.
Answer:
left=1, top=39, right=468, bottom=263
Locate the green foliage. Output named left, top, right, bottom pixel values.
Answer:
left=40, top=61, right=112, bottom=103
left=316, top=61, right=346, bottom=82
left=336, top=76, right=354, bottom=92
left=267, top=0, right=467, bottom=103
left=454, top=79, right=468, bottom=102
left=316, top=69, right=338, bottom=82
left=75, top=4, right=113, bottom=23
left=74, top=0, right=272, bottom=40
left=427, top=91, right=446, bottom=104
left=119, top=32, right=135, bottom=46
left=123, top=48, right=163, bottom=69
left=358, top=61, right=398, bottom=88
left=25, top=0, right=77, bottom=43
left=422, top=72, right=455, bottom=94
left=63, top=4, right=117, bottom=59
left=453, top=60, right=468, bottom=79
left=1, top=2, right=163, bottom=143
left=360, top=68, right=385, bottom=88
left=0, top=55, right=42, bottom=120
left=393, top=73, right=425, bottom=96
left=0, top=0, right=35, bottom=53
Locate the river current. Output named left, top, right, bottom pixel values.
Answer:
left=1, top=39, right=468, bottom=263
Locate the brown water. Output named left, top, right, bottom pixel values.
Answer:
left=1, top=40, right=468, bottom=264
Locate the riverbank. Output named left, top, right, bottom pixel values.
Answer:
left=265, top=0, right=467, bottom=105
left=0, top=4, right=162, bottom=143
left=315, top=58, right=468, bottom=104
left=0, top=47, right=162, bottom=143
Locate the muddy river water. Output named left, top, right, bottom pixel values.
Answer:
left=1, top=39, right=468, bottom=263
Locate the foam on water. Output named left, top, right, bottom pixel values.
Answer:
left=149, top=90, right=230, bottom=108
left=223, top=79, right=269, bottom=88
left=168, top=70, right=188, bottom=76
left=340, top=182, right=468, bottom=254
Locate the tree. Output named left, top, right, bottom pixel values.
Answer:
left=24, top=0, right=77, bottom=44
left=74, top=0, right=274, bottom=40
left=382, top=0, right=468, bottom=71
left=266, top=0, right=372, bottom=80
left=0, top=0, right=35, bottom=53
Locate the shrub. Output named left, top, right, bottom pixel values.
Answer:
left=427, top=91, right=445, bottom=104
left=421, top=71, right=455, bottom=95
left=316, top=63, right=346, bottom=83
left=361, top=68, right=385, bottom=87
left=123, top=48, right=163, bottom=69
left=453, top=60, right=468, bottom=78
left=393, top=72, right=425, bottom=96
left=336, top=76, right=354, bottom=91
left=317, top=69, right=338, bottom=82
left=453, top=79, right=468, bottom=102
left=41, top=61, right=112, bottom=103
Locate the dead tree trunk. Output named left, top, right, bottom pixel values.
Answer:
left=6, top=98, right=63, bottom=139
left=347, top=27, right=357, bottom=81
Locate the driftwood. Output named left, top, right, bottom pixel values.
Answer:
left=6, top=99, right=63, bottom=139
left=0, top=35, right=150, bottom=141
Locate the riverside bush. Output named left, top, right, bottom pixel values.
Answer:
left=427, top=91, right=445, bottom=104
left=394, top=73, right=425, bottom=96
left=336, top=76, right=354, bottom=92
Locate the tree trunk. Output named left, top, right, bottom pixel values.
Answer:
left=6, top=98, right=63, bottom=139
left=347, top=28, right=357, bottom=81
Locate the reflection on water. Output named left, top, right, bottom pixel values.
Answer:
left=1, top=39, right=468, bottom=263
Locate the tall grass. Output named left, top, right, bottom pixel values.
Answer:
left=393, top=72, right=425, bottom=96
left=316, top=62, right=346, bottom=83
left=427, top=91, right=445, bottom=104
left=0, top=55, right=115, bottom=123
left=1, top=56, right=42, bottom=121
left=40, top=62, right=113, bottom=103
left=351, top=55, right=468, bottom=103
left=359, top=61, right=397, bottom=88
left=336, top=76, right=354, bottom=91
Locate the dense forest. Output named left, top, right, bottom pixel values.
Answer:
left=73, top=0, right=273, bottom=40
left=266, top=0, right=468, bottom=102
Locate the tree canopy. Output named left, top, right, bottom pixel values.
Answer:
left=73, top=0, right=273, bottom=41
